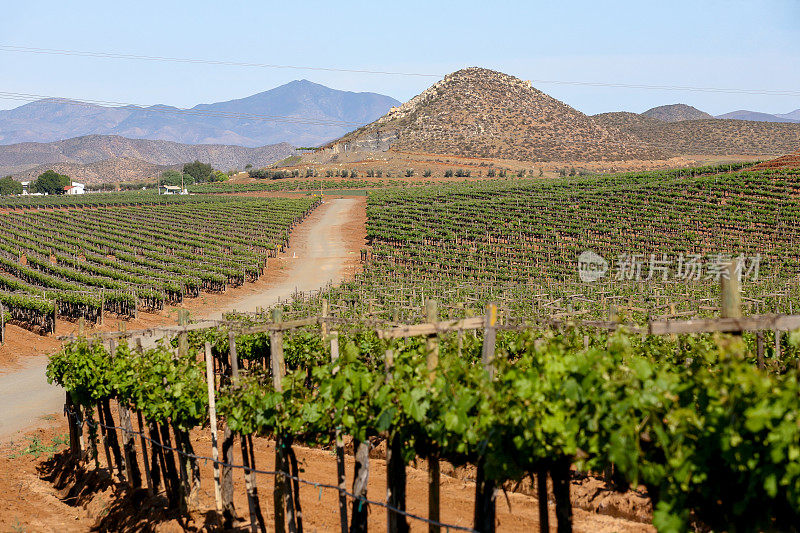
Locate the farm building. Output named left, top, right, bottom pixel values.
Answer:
left=64, top=182, right=86, bottom=195
left=159, top=185, right=182, bottom=195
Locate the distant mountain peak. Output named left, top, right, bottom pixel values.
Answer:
left=715, top=110, right=800, bottom=123
left=642, top=104, right=713, bottom=122
left=0, top=81, right=400, bottom=147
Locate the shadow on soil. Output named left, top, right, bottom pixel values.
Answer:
left=39, top=451, right=242, bottom=531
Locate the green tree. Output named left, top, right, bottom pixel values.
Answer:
left=160, top=170, right=193, bottom=186
left=0, top=176, right=23, bottom=195
left=33, top=170, right=71, bottom=195
left=209, top=170, right=228, bottom=182
left=182, top=161, right=214, bottom=183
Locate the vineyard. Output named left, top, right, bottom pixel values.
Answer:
left=0, top=196, right=319, bottom=334
left=348, top=165, right=800, bottom=324
left=32, top=162, right=800, bottom=532
left=46, top=295, right=800, bottom=533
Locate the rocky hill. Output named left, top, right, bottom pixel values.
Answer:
left=593, top=113, right=800, bottom=157
left=642, top=104, right=713, bottom=122
left=321, top=67, right=662, bottom=161
left=0, top=80, right=400, bottom=147
left=0, top=135, right=295, bottom=182
left=11, top=158, right=183, bottom=185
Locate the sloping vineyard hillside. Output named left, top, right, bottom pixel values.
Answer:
left=0, top=196, right=319, bottom=332
left=282, top=165, right=800, bottom=324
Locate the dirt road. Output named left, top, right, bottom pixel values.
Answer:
left=0, top=197, right=364, bottom=442
left=208, top=196, right=360, bottom=318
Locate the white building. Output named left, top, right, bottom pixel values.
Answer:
left=159, top=185, right=182, bottom=195
left=64, top=182, right=85, bottom=195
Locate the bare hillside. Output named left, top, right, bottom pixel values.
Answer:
left=321, top=67, right=662, bottom=162
left=593, top=113, right=800, bottom=157
left=10, top=158, right=183, bottom=184
left=0, top=135, right=296, bottom=181
left=642, top=104, right=713, bottom=122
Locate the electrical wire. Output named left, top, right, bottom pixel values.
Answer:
left=2, top=44, right=800, bottom=97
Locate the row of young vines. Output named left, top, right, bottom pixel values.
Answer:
left=48, top=311, right=800, bottom=532
left=0, top=196, right=320, bottom=332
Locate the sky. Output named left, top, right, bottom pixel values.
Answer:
left=0, top=0, right=798, bottom=116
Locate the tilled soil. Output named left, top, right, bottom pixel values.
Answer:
left=2, top=417, right=654, bottom=532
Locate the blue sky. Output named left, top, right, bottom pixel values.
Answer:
left=0, top=0, right=798, bottom=115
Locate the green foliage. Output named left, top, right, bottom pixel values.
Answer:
left=33, top=170, right=71, bottom=195
left=9, top=434, right=69, bottom=459
left=182, top=160, right=214, bottom=183
left=160, top=170, right=193, bottom=186
left=45, top=322, right=800, bottom=530
left=0, top=176, right=23, bottom=195
left=47, top=339, right=208, bottom=430
left=210, top=170, right=228, bottom=182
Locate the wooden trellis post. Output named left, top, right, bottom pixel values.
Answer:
left=178, top=309, right=189, bottom=357
left=386, top=345, right=409, bottom=533
left=330, top=328, right=348, bottom=533
left=425, top=299, right=441, bottom=533
left=205, top=341, right=223, bottom=513
left=269, top=308, right=291, bottom=533
left=230, top=332, right=264, bottom=533
left=475, top=303, right=497, bottom=533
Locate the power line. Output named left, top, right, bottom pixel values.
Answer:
left=2, top=44, right=800, bottom=97
left=0, top=45, right=442, bottom=78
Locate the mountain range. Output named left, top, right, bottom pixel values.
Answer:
left=0, top=136, right=295, bottom=183
left=715, top=110, right=800, bottom=123
left=0, top=80, right=400, bottom=147
left=640, top=104, right=799, bottom=124
left=2, top=72, right=799, bottom=181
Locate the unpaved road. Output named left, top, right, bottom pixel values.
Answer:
left=0, top=198, right=363, bottom=442
left=209, top=197, right=359, bottom=319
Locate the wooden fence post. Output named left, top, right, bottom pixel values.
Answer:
left=475, top=303, right=497, bottom=533
left=0, top=302, right=5, bottom=345
left=205, top=341, right=223, bottom=513
left=134, top=338, right=155, bottom=496
left=178, top=309, right=188, bottom=357
left=386, top=345, right=409, bottom=533
left=756, top=331, right=765, bottom=370
left=110, top=338, right=141, bottom=488
left=481, top=304, right=498, bottom=379
left=230, top=332, right=264, bottom=533
left=221, top=334, right=237, bottom=524
left=330, top=330, right=348, bottom=533
left=270, top=308, right=295, bottom=533
left=721, top=260, right=742, bottom=320
left=425, top=299, right=441, bottom=533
